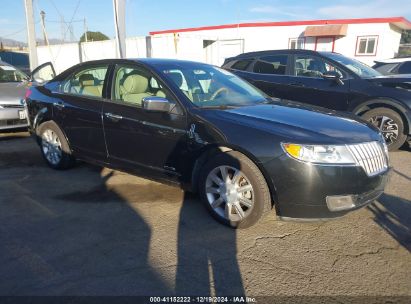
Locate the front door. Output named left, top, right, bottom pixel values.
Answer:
left=103, top=64, right=187, bottom=177
left=54, top=64, right=109, bottom=159
left=289, top=54, right=349, bottom=111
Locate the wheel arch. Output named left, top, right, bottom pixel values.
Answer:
left=190, top=143, right=278, bottom=209
left=352, top=98, right=410, bottom=135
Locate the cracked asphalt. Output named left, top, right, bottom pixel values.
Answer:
left=0, top=132, right=410, bottom=299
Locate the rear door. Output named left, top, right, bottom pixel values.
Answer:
left=288, top=54, right=350, bottom=111
left=231, top=54, right=295, bottom=100
left=102, top=63, right=187, bottom=177
left=54, top=64, right=110, bottom=160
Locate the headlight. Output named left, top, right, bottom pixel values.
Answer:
left=281, top=143, right=356, bottom=165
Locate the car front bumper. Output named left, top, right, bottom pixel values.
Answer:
left=0, top=106, right=28, bottom=131
left=264, top=155, right=389, bottom=219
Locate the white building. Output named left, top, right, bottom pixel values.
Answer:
left=149, top=17, right=411, bottom=66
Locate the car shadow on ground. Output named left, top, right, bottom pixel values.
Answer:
left=369, top=194, right=411, bottom=252
left=0, top=135, right=245, bottom=295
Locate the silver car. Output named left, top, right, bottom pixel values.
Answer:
left=0, top=60, right=29, bottom=131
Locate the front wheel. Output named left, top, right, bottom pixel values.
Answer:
left=199, top=151, right=272, bottom=229
left=362, top=107, right=407, bottom=151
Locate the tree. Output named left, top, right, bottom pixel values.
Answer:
left=80, top=31, right=109, bottom=43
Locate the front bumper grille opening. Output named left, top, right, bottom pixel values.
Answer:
left=347, top=142, right=388, bottom=176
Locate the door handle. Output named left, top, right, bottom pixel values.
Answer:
left=105, top=112, right=123, bottom=122
left=53, top=101, right=65, bottom=109
left=290, top=82, right=305, bottom=87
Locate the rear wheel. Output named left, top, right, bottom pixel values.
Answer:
left=37, top=121, right=75, bottom=170
left=362, top=107, right=407, bottom=151
left=199, top=151, right=272, bottom=229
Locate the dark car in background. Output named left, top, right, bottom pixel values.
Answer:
left=25, top=58, right=389, bottom=228
left=373, top=57, right=411, bottom=75
left=0, top=60, right=29, bottom=132
left=223, top=50, right=411, bottom=150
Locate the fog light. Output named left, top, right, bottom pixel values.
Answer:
left=326, top=195, right=355, bottom=211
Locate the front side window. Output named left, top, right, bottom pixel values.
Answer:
left=253, top=55, right=288, bottom=75
left=289, top=38, right=305, bottom=49
left=61, top=66, right=108, bottom=98
left=0, top=64, right=28, bottom=82
left=160, top=64, right=268, bottom=108
left=356, top=36, right=378, bottom=56
left=294, top=56, right=344, bottom=78
left=112, top=65, right=174, bottom=107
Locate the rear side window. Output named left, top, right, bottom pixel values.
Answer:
left=398, top=62, right=411, bottom=74
left=61, top=66, right=108, bottom=98
left=231, top=59, right=253, bottom=71
left=253, top=55, right=288, bottom=75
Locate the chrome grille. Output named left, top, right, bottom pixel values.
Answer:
left=347, top=142, right=388, bottom=176
left=0, top=104, right=24, bottom=109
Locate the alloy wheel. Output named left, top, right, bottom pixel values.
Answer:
left=368, top=115, right=399, bottom=145
left=41, top=129, right=63, bottom=165
left=205, top=165, right=254, bottom=222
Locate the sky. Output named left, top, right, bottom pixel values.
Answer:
left=1, top=0, right=411, bottom=43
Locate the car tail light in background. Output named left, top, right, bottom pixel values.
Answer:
left=25, top=88, right=32, bottom=99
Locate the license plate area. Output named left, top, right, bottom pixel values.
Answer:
left=19, top=110, right=26, bottom=120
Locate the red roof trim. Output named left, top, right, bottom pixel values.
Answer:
left=149, top=17, right=411, bottom=35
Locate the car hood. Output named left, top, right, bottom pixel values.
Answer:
left=211, top=102, right=381, bottom=145
left=0, top=82, right=26, bottom=105
left=365, top=74, right=411, bottom=89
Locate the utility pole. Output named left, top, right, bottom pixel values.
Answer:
left=113, top=0, right=126, bottom=58
left=83, top=17, right=88, bottom=42
left=23, top=0, right=38, bottom=71
left=40, top=10, right=47, bottom=46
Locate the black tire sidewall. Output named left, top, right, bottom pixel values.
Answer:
left=198, top=151, right=271, bottom=229
left=362, top=107, right=407, bottom=151
left=37, top=121, right=74, bottom=170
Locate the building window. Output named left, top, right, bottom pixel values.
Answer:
left=356, top=36, right=378, bottom=56
left=289, top=38, right=305, bottom=49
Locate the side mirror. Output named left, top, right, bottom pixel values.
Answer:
left=30, top=62, right=56, bottom=84
left=142, top=96, right=173, bottom=112
left=322, top=71, right=344, bottom=85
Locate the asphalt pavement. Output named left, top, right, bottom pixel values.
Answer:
left=0, top=132, right=410, bottom=301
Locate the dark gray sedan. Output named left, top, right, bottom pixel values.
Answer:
left=0, top=60, right=29, bottom=132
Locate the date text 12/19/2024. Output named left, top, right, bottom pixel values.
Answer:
left=150, top=296, right=257, bottom=303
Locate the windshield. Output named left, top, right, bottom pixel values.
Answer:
left=0, top=64, right=28, bottom=82
left=160, top=64, right=268, bottom=108
left=323, top=53, right=382, bottom=78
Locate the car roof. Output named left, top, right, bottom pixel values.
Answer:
left=229, top=49, right=340, bottom=60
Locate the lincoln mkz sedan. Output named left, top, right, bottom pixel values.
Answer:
left=25, top=59, right=389, bottom=228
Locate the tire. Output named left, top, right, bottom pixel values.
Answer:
left=362, top=107, right=407, bottom=151
left=198, top=151, right=272, bottom=229
left=37, top=121, right=76, bottom=170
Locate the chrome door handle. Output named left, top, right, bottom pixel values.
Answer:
left=53, top=102, right=65, bottom=109
left=105, top=112, right=123, bottom=121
